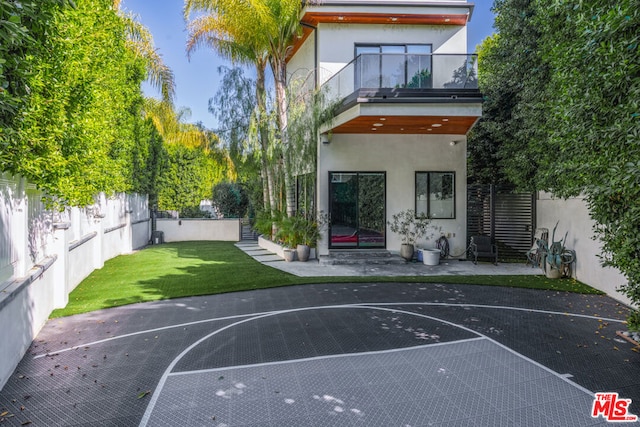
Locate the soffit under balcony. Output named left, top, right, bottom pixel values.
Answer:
left=321, top=103, right=482, bottom=135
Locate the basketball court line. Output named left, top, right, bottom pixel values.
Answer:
left=138, top=304, right=596, bottom=427
left=35, top=302, right=624, bottom=360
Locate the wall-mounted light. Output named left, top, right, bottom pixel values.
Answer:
left=320, top=133, right=331, bottom=145
left=450, top=140, right=463, bottom=146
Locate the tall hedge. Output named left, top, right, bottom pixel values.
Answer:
left=1, top=0, right=148, bottom=206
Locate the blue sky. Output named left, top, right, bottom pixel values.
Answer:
left=121, top=0, right=496, bottom=130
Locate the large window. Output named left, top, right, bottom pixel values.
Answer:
left=355, top=44, right=432, bottom=89
left=416, top=172, right=455, bottom=219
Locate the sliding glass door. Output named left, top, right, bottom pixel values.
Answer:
left=329, top=172, right=385, bottom=249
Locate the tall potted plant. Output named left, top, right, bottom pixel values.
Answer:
left=545, top=222, right=576, bottom=279
left=291, top=211, right=327, bottom=262
left=275, top=216, right=300, bottom=262
left=388, top=209, right=433, bottom=261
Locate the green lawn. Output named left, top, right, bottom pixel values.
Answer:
left=51, top=241, right=602, bottom=318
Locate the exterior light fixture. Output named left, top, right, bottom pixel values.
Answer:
left=373, top=123, right=384, bottom=127
left=431, top=123, right=442, bottom=127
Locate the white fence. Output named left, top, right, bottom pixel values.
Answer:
left=0, top=173, right=151, bottom=390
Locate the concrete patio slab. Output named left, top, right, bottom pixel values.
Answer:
left=234, top=242, right=540, bottom=277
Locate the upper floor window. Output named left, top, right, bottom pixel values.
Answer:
left=355, top=44, right=432, bottom=89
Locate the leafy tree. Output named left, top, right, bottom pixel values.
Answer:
left=533, top=1, right=640, bottom=317
left=157, top=142, right=217, bottom=211
left=0, top=0, right=72, bottom=129
left=212, top=182, right=249, bottom=218
left=3, top=0, right=148, bottom=206
left=468, top=0, right=549, bottom=187
left=184, top=0, right=304, bottom=217
left=211, top=66, right=269, bottom=215
left=185, top=0, right=277, bottom=213
left=478, top=0, right=640, bottom=324
left=1, top=0, right=176, bottom=207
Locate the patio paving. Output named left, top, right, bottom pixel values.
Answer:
left=234, top=242, right=541, bottom=277
left=1, top=276, right=638, bottom=426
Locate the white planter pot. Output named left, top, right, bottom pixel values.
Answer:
left=423, top=249, right=441, bottom=266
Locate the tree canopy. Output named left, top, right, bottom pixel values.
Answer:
left=1, top=0, right=227, bottom=213
left=473, top=0, right=640, bottom=323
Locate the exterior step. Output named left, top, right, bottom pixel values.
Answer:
left=241, top=223, right=258, bottom=241
left=319, top=250, right=406, bottom=265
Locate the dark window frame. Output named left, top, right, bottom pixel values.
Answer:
left=354, top=43, right=433, bottom=88
left=328, top=171, right=387, bottom=249
left=415, top=171, right=456, bottom=219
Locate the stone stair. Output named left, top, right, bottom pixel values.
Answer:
left=241, top=220, right=258, bottom=241
left=318, top=250, right=406, bottom=266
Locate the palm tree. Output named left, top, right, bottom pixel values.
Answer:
left=184, top=0, right=303, bottom=217
left=114, top=0, right=175, bottom=103
left=184, top=0, right=277, bottom=213
left=254, top=0, right=303, bottom=217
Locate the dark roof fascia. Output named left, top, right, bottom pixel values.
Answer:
left=336, top=88, right=483, bottom=115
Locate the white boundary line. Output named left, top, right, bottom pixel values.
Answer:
left=168, top=337, right=486, bottom=378
left=138, top=304, right=596, bottom=426
left=33, top=311, right=278, bottom=359
left=38, top=301, right=624, bottom=359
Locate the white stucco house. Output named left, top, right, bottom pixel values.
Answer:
left=286, top=0, right=482, bottom=257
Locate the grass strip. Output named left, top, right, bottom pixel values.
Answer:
left=51, top=241, right=602, bottom=318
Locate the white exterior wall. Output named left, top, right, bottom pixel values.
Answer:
left=288, top=31, right=316, bottom=85
left=291, top=2, right=477, bottom=257
left=537, top=193, right=631, bottom=305
left=317, top=134, right=468, bottom=256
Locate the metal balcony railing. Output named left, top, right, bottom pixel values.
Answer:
left=322, top=53, right=478, bottom=103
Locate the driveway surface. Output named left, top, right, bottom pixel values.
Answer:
left=0, top=282, right=638, bottom=426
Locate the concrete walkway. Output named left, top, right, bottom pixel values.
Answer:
left=1, top=243, right=638, bottom=426
left=235, top=241, right=541, bottom=277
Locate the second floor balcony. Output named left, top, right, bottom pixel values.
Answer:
left=322, top=53, right=479, bottom=107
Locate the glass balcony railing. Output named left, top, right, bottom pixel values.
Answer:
left=322, top=53, right=478, bottom=104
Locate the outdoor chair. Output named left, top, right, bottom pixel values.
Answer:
left=469, top=235, right=498, bottom=265
left=526, top=227, right=549, bottom=268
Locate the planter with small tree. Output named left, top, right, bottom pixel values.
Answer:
left=388, top=209, right=433, bottom=262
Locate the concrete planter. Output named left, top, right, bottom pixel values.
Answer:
left=400, top=244, right=414, bottom=261
left=259, top=235, right=316, bottom=261
left=297, top=244, right=311, bottom=262
left=283, top=248, right=296, bottom=262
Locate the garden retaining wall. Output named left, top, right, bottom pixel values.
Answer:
left=156, top=218, right=241, bottom=242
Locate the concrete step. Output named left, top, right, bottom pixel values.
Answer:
left=241, top=225, right=258, bottom=241
left=319, top=250, right=406, bottom=266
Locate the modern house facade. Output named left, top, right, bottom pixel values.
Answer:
left=287, top=0, right=482, bottom=257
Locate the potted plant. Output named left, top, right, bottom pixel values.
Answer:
left=544, top=222, right=576, bottom=279
left=275, top=216, right=300, bottom=262
left=388, top=209, right=433, bottom=261
left=291, top=211, right=328, bottom=262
